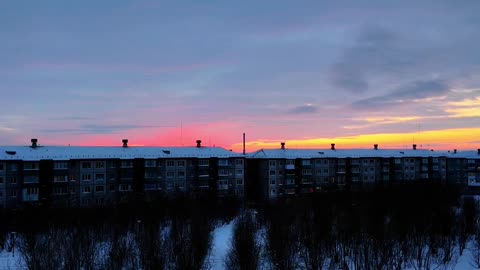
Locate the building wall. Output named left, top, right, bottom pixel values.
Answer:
left=1, top=151, right=480, bottom=207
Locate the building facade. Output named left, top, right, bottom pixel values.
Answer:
left=1, top=140, right=480, bottom=207
left=247, top=143, right=480, bottom=200
left=0, top=139, right=245, bottom=208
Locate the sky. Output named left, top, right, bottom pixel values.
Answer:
left=1, top=0, right=480, bottom=152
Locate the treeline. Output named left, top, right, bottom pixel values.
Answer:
left=1, top=184, right=480, bottom=269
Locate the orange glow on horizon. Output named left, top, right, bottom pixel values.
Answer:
left=231, top=128, right=480, bottom=152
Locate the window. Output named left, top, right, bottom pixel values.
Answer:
left=199, top=159, right=209, bottom=166
left=167, top=172, right=174, bottom=178
left=0, top=163, right=3, bottom=171
left=24, top=162, right=39, bottom=170
left=121, top=160, right=133, bottom=168
left=323, top=169, right=329, bottom=174
left=177, top=171, right=185, bottom=178
left=235, top=159, right=244, bottom=166
left=69, top=175, right=76, bottom=182
left=70, top=187, right=76, bottom=194
left=0, top=191, right=2, bottom=198
left=302, top=169, right=312, bottom=175
left=95, top=174, right=105, bottom=181
left=286, top=178, right=295, bottom=185
left=81, top=162, right=91, bottom=169
left=10, top=190, right=17, bottom=197
left=269, top=160, right=276, bottom=167
left=54, top=175, right=68, bottom=182
left=82, top=186, right=91, bottom=193
left=433, top=158, right=439, bottom=163
left=269, top=170, right=276, bottom=176
left=286, top=160, right=295, bottom=165
left=166, top=160, right=175, bottom=167
left=218, top=180, right=228, bottom=187
left=145, top=159, right=156, bottom=167
left=0, top=176, right=3, bottom=184
left=270, top=189, right=276, bottom=195
left=81, top=174, right=92, bottom=181
left=11, top=164, right=18, bottom=171
left=109, top=184, right=116, bottom=192
left=53, top=187, right=68, bottom=195
left=177, top=160, right=186, bottom=167
left=145, top=171, right=157, bottom=178
left=395, top=159, right=401, bottom=164
left=236, top=179, right=243, bottom=185
left=25, top=162, right=39, bottom=170
left=27, top=187, right=38, bottom=195
left=302, top=160, right=311, bottom=166
left=218, top=159, right=229, bottom=166
left=10, top=177, right=17, bottom=184
left=54, top=162, right=68, bottom=170
left=219, top=169, right=230, bottom=176
left=269, top=179, right=276, bottom=185
left=95, top=162, right=105, bottom=169
left=95, top=185, right=105, bottom=193
left=177, top=181, right=185, bottom=188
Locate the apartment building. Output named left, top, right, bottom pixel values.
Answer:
left=246, top=143, right=466, bottom=200
left=1, top=139, right=480, bottom=206
left=0, top=139, right=245, bottom=208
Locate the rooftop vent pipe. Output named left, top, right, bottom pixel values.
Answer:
left=478, top=149, right=480, bottom=155
left=331, top=144, right=335, bottom=150
left=243, top=133, right=246, bottom=155
left=196, top=140, right=202, bottom=148
left=454, top=149, right=457, bottom=154
left=281, top=142, right=285, bottom=150
left=31, top=138, right=38, bottom=148
left=374, top=144, right=378, bottom=150
left=413, top=144, right=417, bottom=150
left=122, top=139, right=128, bottom=148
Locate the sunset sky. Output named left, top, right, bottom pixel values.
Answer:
left=1, top=0, right=480, bottom=152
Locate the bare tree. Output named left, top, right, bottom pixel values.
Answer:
left=224, top=210, right=261, bottom=270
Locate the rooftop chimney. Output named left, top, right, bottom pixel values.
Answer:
left=281, top=142, right=285, bottom=150
left=331, top=143, right=335, bottom=150
left=243, top=133, right=246, bottom=155
left=413, top=144, right=417, bottom=150
left=122, top=139, right=128, bottom=148
left=196, top=140, right=202, bottom=148
left=454, top=149, right=457, bottom=154
left=31, top=138, right=38, bottom=148
left=478, top=149, right=480, bottom=155
left=374, top=144, right=378, bottom=150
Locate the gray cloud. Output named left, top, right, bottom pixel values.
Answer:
left=352, top=79, right=449, bottom=109
left=330, top=27, right=418, bottom=93
left=288, top=104, right=317, bottom=114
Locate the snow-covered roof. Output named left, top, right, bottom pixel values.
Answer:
left=248, top=148, right=480, bottom=159
left=0, top=146, right=243, bottom=161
